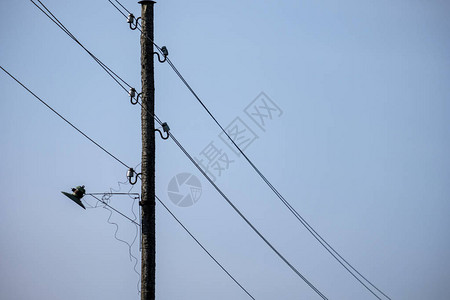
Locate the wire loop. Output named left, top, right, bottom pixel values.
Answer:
left=155, top=129, right=169, bottom=140
left=127, top=168, right=141, bottom=185
left=130, top=91, right=141, bottom=105
left=127, top=14, right=141, bottom=30
left=153, top=52, right=166, bottom=63
left=155, top=122, right=170, bottom=140
left=153, top=46, right=168, bottom=63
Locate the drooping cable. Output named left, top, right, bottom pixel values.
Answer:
left=30, top=0, right=382, bottom=295
left=30, top=0, right=133, bottom=93
left=4, top=38, right=325, bottom=297
left=1, top=66, right=254, bottom=299
left=30, top=1, right=326, bottom=296
left=95, top=182, right=257, bottom=298
left=31, top=0, right=157, bottom=122
left=107, top=2, right=391, bottom=298
left=0, top=65, right=130, bottom=169
left=100, top=186, right=140, bottom=266
left=102, top=3, right=328, bottom=296
left=107, top=0, right=128, bottom=18
left=113, top=0, right=132, bottom=16
left=90, top=177, right=142, bottom=294
left=167, top=131, right=328, bottom=299
left=89, top=194, right=140, bottom=226
left=155, top=195, right=255, bottom=300
left=164, top=58, right=392, bottom=300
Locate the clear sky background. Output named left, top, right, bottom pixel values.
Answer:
left=1, top=0, right=449, bottom=299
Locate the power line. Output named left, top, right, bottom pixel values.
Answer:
left=110, top=2, right=392, bottom=298
left=92, top=192, right=255, bottom=300
left=104, top=1, right=328, bottom=297
left=113, top=0, right=131, bottom=16
left=168, top=132, right=328, bottom=300
left=99, top=5, right=328, bottom=291
left=106, top=0, right=163, bottom=55
left=30, top=0, right=133, bottom=93
left=164, top=59, right=392, bottom=300
left=89, top=194, right=140, bottom=226
left=1, top=64, right=256, bottom=299
left=155, top=195, right=255, bottom=300
left=31, top=0, right=160, bottom=125
left=29, top=2, right=326, bottom=297
left=133, top=93, right=327, bottom=297
left=139, top=83, right=329, bottom=297
left=107, top=0, right=129, bottom=20
left=0, top=65, right=130, bottom=169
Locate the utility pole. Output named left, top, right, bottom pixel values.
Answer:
left=139, top=1, right=156, bottom=299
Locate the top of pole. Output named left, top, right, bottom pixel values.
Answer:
left=138, top=1, right=156, bottom=4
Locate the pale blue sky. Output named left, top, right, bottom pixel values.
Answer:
left=1, top=1, right=449, bottom=299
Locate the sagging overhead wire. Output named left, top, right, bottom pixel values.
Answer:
left=165, top=49, right=393, bottom=300
left=156, top=195, right=255, bottom=300
left=1, top=66, right=254, bottom=299
left=107, top=0, right=129, bottom=19
left=30, top=0, right=133, bottom=94
left=30, top=0, right=168, bottom=131
left=89, top=194, right=140, bottom=226
left=167, top=131, right=328, bottom=300
left=0, top=66, right=130, bottom=169
left=127, top=88, right=327, bottom=296
left=87, top=177, right=142, bottom=294
left=106, top=1, right=392, bottom=299
left=165, top=45, right=391, bottom=300
left=139, top=109, right=328, bottom=297
left=28, top=1, right=324, bottom=297
left=105, top=2, right=328, bottom=298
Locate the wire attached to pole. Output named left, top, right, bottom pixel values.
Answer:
left=105, top=2, right=393, bottom=299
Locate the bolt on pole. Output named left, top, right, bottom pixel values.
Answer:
left=139, top=1, right=156, bottom=299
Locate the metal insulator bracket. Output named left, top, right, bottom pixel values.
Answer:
left=153, top=46, right=169, bottom=63
left=127, top=14, right=141, bottom=30
left=127, top=168, right=141, bottom=185
left=129, top=88, right=142, bottom=105
left=155, top=122, right=170, bottom=140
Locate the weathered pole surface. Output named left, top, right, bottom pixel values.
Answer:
left=139, top=1, right=156, bottom=299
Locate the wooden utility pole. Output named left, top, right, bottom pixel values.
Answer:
left=139, top=1, right=156, bottom=299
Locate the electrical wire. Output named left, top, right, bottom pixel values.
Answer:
left=106, top=2, right=392, bottom=298
left=0, top=65, right=130, bottom=169
left=155, top=195, right=255, bottom=300
left=31, top=0, right=387, bottom=296
left=113, top=0, right=131, bottom=16
left=29, top=2, right=326, bottom=297
left=92, top=180, right=142, bottom=294
left=30, top=0, right=133, bottom=94
left=164, top=59, right=392, bottom=300
left=89, top=194, right=257, bottom=299
left=167, top=131, right=328, bottom=300
left=104, top=3, right=328, bottom=297
left=1, top=66, right=254, bottom=299
left=31, top=0, right=152, bottom=122
left=167, top=57, right=391, bottom=300
left=89, top=194, right=140, bottom=226
left=99, top=187, right=140, bottom=266
left=125, top=78, right=327, bottom=296
left=107, top=0, right=128, bottom=18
